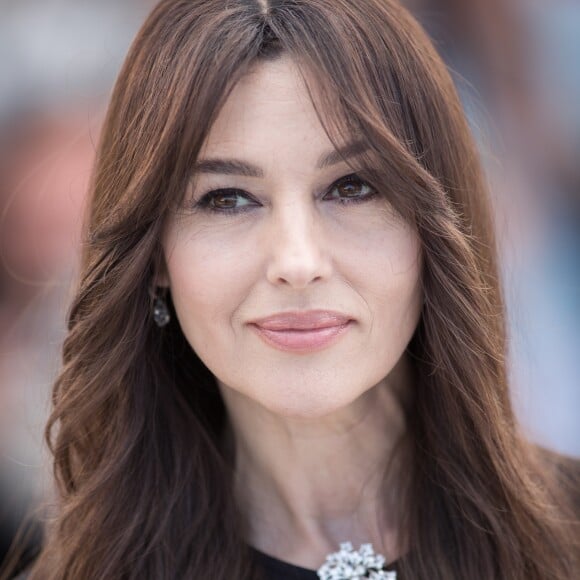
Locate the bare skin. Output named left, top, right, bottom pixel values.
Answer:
left=222, top=355, right=413, bottom=569
left=161, top=56, right=421, bottom=570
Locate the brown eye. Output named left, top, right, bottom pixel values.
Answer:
left=193, top=189, right=258, bottom=215
left=337, top=179, right=365, bottom=198
left=324, top=174, right=376, bottom=204
left=210, top=192, right=239, bottom=209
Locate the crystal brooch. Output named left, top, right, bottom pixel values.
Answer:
left=317, top=542, right=397, bottom=580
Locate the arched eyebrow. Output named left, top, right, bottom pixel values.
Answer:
left=192, top=140, right=368, bottom=177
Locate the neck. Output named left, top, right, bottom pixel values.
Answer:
left=219, top=356, right=413, bottom=570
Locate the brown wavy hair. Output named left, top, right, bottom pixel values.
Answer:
left=13, top=0, right=578, bottom=578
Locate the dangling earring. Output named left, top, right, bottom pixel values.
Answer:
left=153, top=290, right=171, bottom=327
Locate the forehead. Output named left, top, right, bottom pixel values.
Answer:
left=198, top=56, right=340, bottom=162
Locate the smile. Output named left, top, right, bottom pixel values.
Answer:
left=249, top=310, right=353, bottom=353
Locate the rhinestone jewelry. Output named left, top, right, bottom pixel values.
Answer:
left=153, top=295, right=171, bottom=327
left=317, top=542, right=397, bottom=580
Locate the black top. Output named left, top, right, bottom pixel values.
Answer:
left=252, top=547, right=400, bottom=579
left=11, top=549, right=399, bottom=580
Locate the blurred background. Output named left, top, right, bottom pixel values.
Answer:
left=0, top=0, right=579, bottom=572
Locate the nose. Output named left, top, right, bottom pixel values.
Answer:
left=265, top=199, right=332, bottom=288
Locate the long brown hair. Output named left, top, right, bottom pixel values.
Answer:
left=20, top=0, right=578, bottom=578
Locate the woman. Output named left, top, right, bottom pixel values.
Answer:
left=15, top=0, right=579, bottom=578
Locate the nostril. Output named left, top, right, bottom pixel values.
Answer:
left=266, top=257, right=330, bottom=288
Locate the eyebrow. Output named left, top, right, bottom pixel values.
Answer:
left=192, top=140, right=369, bottom=178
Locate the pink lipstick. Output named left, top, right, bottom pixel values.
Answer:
left=249, top=310, right=353, bottom=353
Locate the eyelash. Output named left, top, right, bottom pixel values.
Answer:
left=191, top=173, right=378, bottom=216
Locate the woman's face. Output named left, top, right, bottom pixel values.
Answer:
left=161, top=56, right=423, bottom=418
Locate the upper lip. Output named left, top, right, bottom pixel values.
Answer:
left=250, top=310, right=353, bottom=330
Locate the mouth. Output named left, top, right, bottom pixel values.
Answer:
left=249, top=310, right=353, bottom=353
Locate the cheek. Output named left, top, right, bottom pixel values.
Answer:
left=374, top=231, right=422, bottom=307
left=162, top=223, right=266, bottom=371
left=350, top=221, right=423, bottom=346
left=336, top=213, right=422, bottom=297
left=164, top=222, right=258, bottom=310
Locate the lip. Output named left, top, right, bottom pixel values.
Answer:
left=249, top=310, right=353, bottom=353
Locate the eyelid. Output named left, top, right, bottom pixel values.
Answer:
left=195, top=188, right=260, bottom=207
left=322, top=173, right=375, bottom=196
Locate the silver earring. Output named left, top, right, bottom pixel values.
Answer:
left=153, top=294, right=170, bottom=327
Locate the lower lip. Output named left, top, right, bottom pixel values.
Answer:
left=250, top=321, right=352, bottom=353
